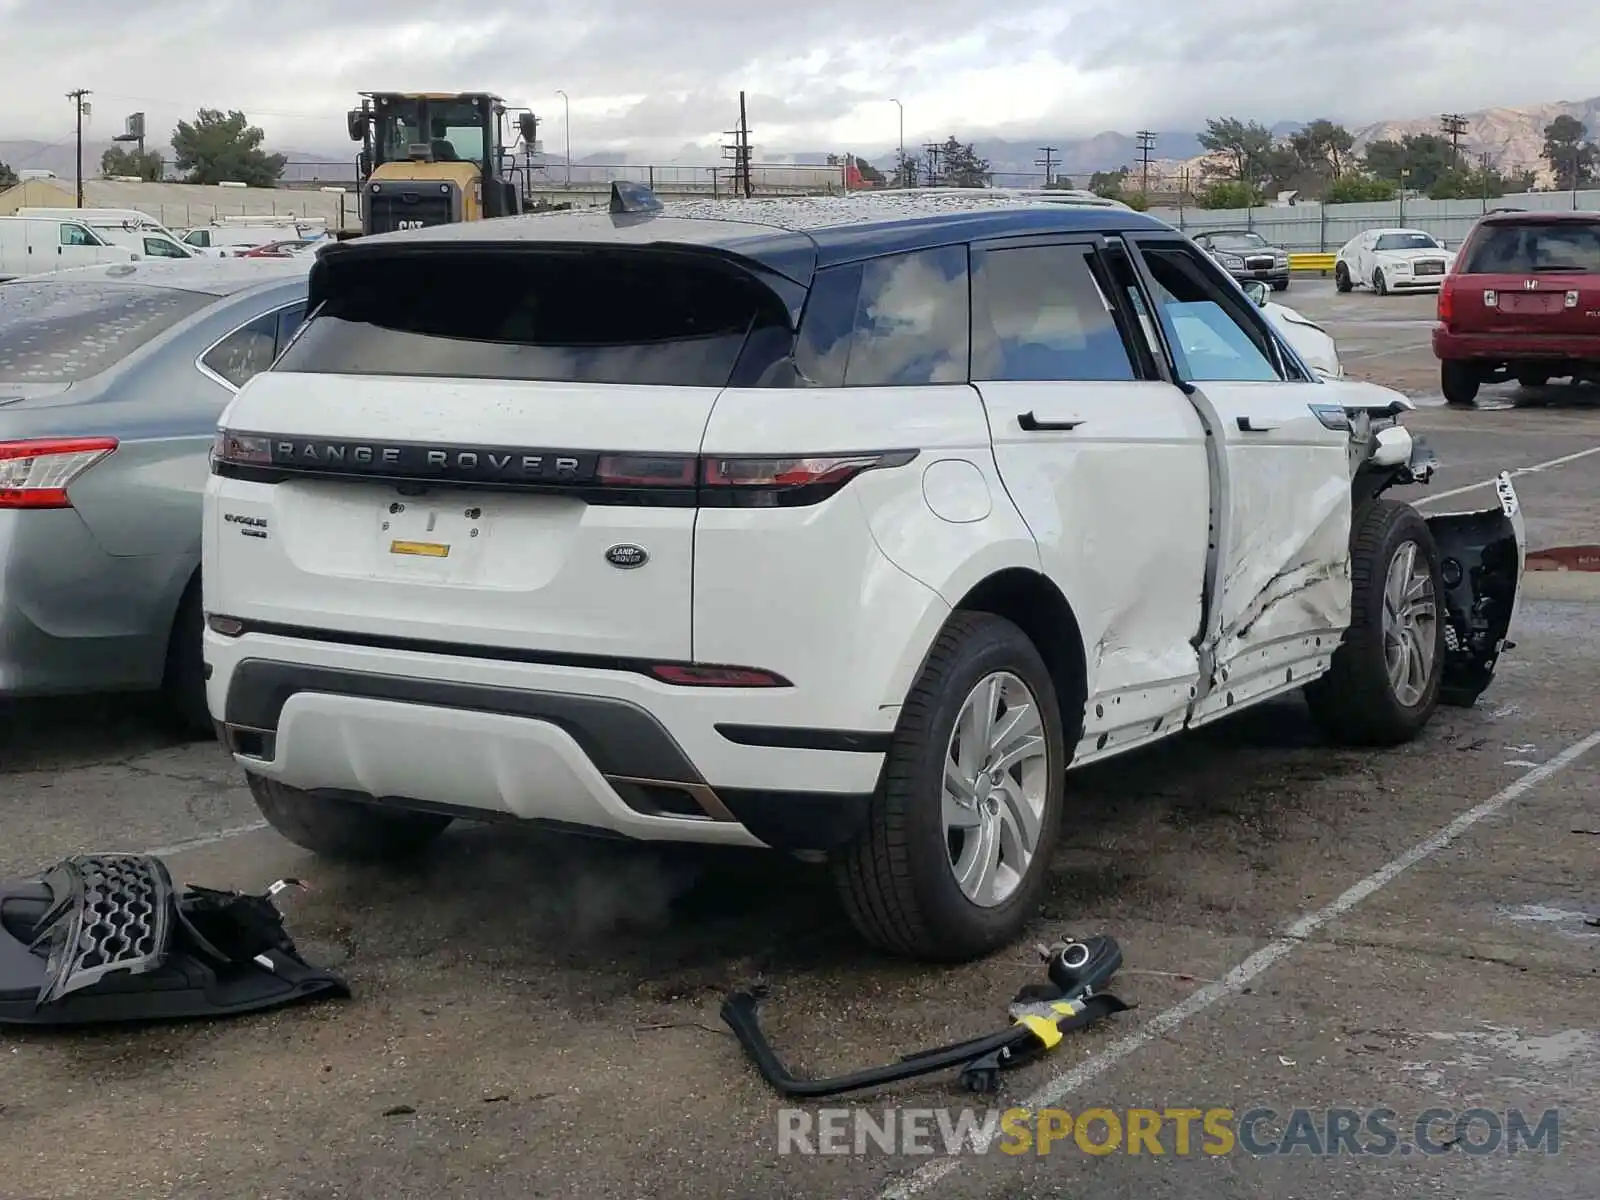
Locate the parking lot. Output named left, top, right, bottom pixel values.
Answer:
left=2, top=275, right=1598, bottom=1200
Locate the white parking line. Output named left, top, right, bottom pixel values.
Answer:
left=879, top=727, right=1600, bottom=1199
left=139, top=820, right=268, bottom=859
left=1414, top=444, right=1600, bottom=508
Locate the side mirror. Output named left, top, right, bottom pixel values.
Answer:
left=346, top=109, right=366, bottom=142
left=1370, top=425, right=1413, bottom=468
left=1241, top=279, right=1270, bottom=308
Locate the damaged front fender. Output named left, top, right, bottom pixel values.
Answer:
left=1424, top=472, right=1526, bottom=708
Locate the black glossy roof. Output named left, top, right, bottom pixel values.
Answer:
left=324, top=191, right=1179, bottom=284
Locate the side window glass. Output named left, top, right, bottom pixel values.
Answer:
left=844, top=246, right=969, bottom=387
left=60, top=224, right=95, bottom=246
left=144, top=238, right=183, bottom=258
left=1136, top=245, right=1286, bottom=383
left=972, top=244, right=1136, bottom=382
left=793, top=263, right=863, bottom=388
left=274, top=303, right=307, bottom=354
left=200, top=311, right=279, bottom=389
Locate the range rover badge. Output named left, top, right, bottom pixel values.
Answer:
left=605, top=544, right=648, bottom=569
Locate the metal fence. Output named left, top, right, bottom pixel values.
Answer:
left=1147, top=188, right=1600, bottom=251
left=263, top=159, right=850, bottom=192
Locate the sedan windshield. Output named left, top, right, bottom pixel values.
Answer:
left=1209, top=234, right=1270, bottom=251
left=1374, top=232, right=1440, bottom=251
left=0, top=281, right=211, bottom=383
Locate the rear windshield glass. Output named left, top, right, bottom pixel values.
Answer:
left=276, top=249, right=790, bottom=388
left=0, top=281, right=211, bottom=383
left=1463, top=222, right=1600, bottom=273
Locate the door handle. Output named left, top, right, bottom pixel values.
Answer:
left=1236, top=416, right=1279, bottom=432
left=1018, top=411, right=1084, bottom=432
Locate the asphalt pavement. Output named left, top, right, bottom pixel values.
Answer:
left=1, top=283, right=1596, bottom=1200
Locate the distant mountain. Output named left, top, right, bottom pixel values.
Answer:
left=1348, top=96, right=1600, bottom=184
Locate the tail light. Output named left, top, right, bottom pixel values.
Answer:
left=1437, top=276, right=1455, bottom=324
left=0, top=437, right=118, bottom=509
left=699, top=451, right=917, bottom=507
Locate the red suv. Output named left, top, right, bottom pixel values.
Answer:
left=1432, top=210, right=1600, bottom=405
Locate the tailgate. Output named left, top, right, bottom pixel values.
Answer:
left=209, top=372, right=717, bottom=661
left=1452, top=220, right=1600, bottom=336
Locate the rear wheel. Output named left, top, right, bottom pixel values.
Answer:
left=1334, top=263, right=1353, bottom=293
left=1440, top=360, right=1480, bottom=406
left=247, top=774, right=453, bottom=861
left=1304, top=500, right=1445, bottom=746
left=834, top=612, right=1066, bottom=962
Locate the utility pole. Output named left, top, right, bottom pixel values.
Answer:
left=722, top=92, right=753, bottom=198
left=1440, top=113, right=1469, bottom=170
left=1479, top=150, right=1492, bottom=211
left=922, top=141, right=943, bottom=187
left=889, top=98, right=904, bottom=182
left=1034, top=146, right=1058, bottom=187
left=67, top=89, right=91, bottom=207
left=555, top=90, right=571, bottom=185
left=1135, top=129, right=1157, bottom=197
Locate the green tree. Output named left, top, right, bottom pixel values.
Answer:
left=1361, top=134, right=1453, bottom=192
left=1087, top=166, right=1131, bottom=199
left=170, top=109, right=285, bottom=187
left=0, top=159, right=17, bottom=189
left=1122, top=191, right=1151, bottom=211
left=1290, top=118, right=1356, bottom=179
left=890, top=150, right=919, bottom=188
left=1324, top=173, right=1396, bottom=203
left=936, top=136, right=991, bottom=187
left=100, top=145, right=166, bottom=181
left=1540, top=115, right=1599, bottom=189
left=1196, top=180, right=1260, bottom=209
left=1197, top=117, right=1275, bottom=184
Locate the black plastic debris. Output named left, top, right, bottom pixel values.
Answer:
left=0, top=854, right=348, bottom=1027
left=722, top=933, right=1132, bottom=1097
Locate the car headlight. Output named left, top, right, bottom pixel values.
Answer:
left=1219, top=253, right=1244, bottom=269
left=1274, top=252, right=1288, bottom=263
left=1392, top=260, right=1410, bottom=271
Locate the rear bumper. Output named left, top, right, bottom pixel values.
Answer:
left=1432, top=327, right=1600, bottom=362
left=205, top=629, right=888, bottom=853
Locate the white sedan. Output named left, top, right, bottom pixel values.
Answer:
left=1334, top=228, right=1456, bottom=295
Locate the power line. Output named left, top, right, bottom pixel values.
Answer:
left=922, top=141, right=943, bottom=187
left=1034, top=146, right=1058, bottom=187
left=1135, top=129, right=1157, bottom=195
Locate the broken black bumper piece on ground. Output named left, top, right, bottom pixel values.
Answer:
left=0, top=854, right=349, bottom=1027
left=722, top=934, right=1131, bottom=1097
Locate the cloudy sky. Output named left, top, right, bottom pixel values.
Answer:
left=4, top=0, right=1599, bottom=158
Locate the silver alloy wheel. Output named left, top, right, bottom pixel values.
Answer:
left=1381, top=539, right=1438, bottom=707
left=942, top=671, right=1049, bottom=908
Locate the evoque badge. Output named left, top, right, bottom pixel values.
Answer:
left=605, top=544, right=648, bottom=569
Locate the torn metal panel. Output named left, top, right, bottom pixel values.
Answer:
left=1425, top=472, right=1527, bottom=707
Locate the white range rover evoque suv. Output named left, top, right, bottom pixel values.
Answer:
left=203, top=187, right=1527, bottom=961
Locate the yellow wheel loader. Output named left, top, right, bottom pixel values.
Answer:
left=346, top=92, right=539, bottom=235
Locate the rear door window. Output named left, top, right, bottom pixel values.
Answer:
left=1463, top=222, right=1600, bottom=273
left=971, top=242, right=1138, bottom=381
left=274, top=249, right=791, bottom=388
left=201, top=310, right=281, bottom=389
left=0, top=281, right=211, bottom=383
left=842, top=246, right=969, bottom=386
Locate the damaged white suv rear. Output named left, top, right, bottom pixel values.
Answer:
left=203, top=189, right=1527, bottom=961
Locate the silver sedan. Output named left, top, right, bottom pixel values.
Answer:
left=0, top=258, right=311, bottom=729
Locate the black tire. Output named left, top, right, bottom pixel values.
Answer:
left=1373, top=269, right=1388, bottom=296
left=160, top=577, right=211, bottom=737
left=833, top=612, right=1067, bottom=962
left=1272, top=278, right=1289, bottom=292
left=1334, top=263, right=1353, bottom=293
left=1440, top=360, right=1480, bottom=406
left=1304, top=500, right=1445, bottom=747
left=1516, top=369, right=1550, bottom=389
left=247, top=773, right=453, bottom=861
